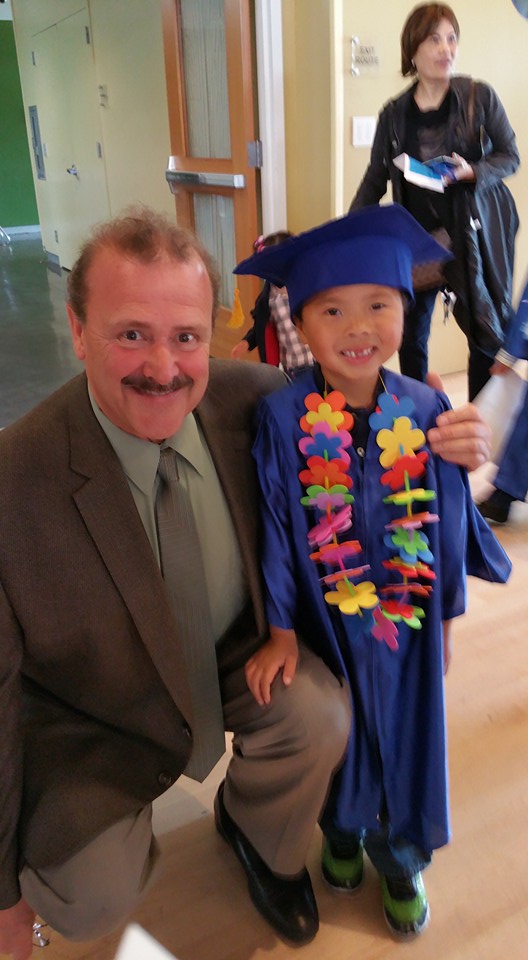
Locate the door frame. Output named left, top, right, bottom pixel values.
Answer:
left=254, top=0, right=287, bottom=236
left=161, top=0, right=257, bottom=258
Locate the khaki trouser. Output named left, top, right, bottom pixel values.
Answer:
left=20, top=643, right=351, bottom=941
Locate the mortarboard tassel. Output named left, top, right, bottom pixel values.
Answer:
left=227, top=286, right=245, bottom=328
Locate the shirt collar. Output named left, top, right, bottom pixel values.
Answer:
left=88, top=387, right=208, bottom=496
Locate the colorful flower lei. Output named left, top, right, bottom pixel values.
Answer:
left=298, top=385, right=439, bottom=651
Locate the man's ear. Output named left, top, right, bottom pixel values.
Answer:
left=66, top=303, right=86, bottom=361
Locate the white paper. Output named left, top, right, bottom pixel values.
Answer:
left=114, top=924, right=178, bottom=960
left=473, top=366, right=527, bottom=464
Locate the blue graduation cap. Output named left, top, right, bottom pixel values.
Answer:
left=234, top=203, right=452, bottom=316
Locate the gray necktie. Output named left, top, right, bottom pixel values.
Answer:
left=155, top=447, right=225, bottom=781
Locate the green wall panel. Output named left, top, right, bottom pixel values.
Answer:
left=0, top=21, right=38, bottom=227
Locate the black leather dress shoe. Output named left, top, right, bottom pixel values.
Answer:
left=214, top=780, right=319, bottom=945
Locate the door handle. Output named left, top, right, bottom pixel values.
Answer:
left=66, top=164, right=79, bottom=178
left=165, top=160, right=245, bottom=193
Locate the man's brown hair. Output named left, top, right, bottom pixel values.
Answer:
left=67, top=206, right=221, bottom=324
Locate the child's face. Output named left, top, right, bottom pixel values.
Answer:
left=297, top=283, right=404, bottom=406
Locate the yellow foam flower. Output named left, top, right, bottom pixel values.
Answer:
left=377, top=417, right=425, bottom=468
left=324, top=579, right=378, bottom=616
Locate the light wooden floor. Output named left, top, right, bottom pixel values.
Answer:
left=23, top=374, right=528, bottom=960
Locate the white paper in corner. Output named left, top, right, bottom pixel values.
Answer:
left=114, top=924, right=178, bottom=960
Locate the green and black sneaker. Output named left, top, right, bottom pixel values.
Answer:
left=380, top=872, right=430, bottom=939
left=321, top=836, right=364, bottom=895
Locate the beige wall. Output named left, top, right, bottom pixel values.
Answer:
left=282, top=0, right=333, bottom=231
left=283, top=0, right=528, bottom=376
left=12, top=0, right=173, bottom=266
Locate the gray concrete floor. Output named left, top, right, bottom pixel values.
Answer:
left=0, top=233, right=83, bottom=427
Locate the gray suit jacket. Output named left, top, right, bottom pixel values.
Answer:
left=0, top=359, right=285, bottom=908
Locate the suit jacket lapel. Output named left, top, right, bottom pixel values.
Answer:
left=195, top=363, right=267, bottom=635
left=66, top=377, right=193, bottom=717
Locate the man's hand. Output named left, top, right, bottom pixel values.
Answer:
left=427, top=403, right=491, bottom=471
left=245, top=627, right=299, bottom=706
left=425, top=371, right=491, bottom=470
left=0, top=898, right=36, bottom=960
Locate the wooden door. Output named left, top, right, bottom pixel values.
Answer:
left=161, top=0, right=261, bottom=358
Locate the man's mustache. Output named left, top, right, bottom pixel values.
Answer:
left=121, top=374, right=194, bottom=394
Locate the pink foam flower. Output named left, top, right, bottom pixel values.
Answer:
left=307, top=506, right=353, bottom=547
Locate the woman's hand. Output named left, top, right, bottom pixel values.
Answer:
left=450, top=153, right=475, bottom=182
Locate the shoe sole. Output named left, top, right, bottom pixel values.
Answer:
left=383, top=903, right=430, bottom=941
left=321, top=870, right=364, bottom=897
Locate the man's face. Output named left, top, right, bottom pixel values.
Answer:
left=68, top=247, right=213, bottom=442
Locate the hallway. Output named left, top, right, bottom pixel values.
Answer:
left=0, top=234, right=81, bottom=427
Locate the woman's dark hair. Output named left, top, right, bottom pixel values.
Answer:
left=401, top=3, right=460, bottom=77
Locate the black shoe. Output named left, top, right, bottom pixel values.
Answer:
left=477, top=491, right=514, bottom=524
left=214, top=781, right=319, bottom=945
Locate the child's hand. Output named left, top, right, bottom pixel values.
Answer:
left=245, top=627, right=299, bottom=706
left=231, top=340, right=250, bottom=359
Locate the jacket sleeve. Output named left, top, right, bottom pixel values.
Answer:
left=471, top=81, right=520, bottom=190
left=349, top=104, right=392, bottom=210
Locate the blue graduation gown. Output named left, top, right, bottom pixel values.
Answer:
left=252, top=367, right=511, bottom=853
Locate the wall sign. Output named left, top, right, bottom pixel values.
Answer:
left=350, top=37, right=380, bottom=76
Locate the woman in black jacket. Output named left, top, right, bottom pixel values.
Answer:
left=350, top=2, right=520, bottom=400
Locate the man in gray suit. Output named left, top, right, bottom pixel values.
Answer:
left=0, top=209, right=493, bottom=960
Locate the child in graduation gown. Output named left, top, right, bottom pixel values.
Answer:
left=234, top=204, right=511, bottom=940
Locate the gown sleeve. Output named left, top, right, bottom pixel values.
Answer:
left=252, top=396, right=300, bottom=630
left=430, top=388, right=512, bottom=621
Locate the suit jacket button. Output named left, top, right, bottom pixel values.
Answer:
left=158, top=772, right=173, bottom=788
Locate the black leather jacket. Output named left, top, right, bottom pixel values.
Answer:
left=351, top=76, right=520, bottom=355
